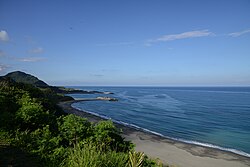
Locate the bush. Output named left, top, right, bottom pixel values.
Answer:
left=16, top=93, right=50, bottom=130
left=58, top=114, right=93, bottom=145
left=30, top=125, right=67, bottom=166
left=92, top=120, right=134, bottom=152
left=62, top=143, right=128, bottom=167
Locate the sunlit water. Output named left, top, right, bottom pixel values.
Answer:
left=68, top=87, right=250, bottom=157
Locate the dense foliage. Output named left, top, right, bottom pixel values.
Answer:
left=0, top=75, right=164, bottom=167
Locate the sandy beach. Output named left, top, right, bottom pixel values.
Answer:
left=58, top=101, right=250, bottom=167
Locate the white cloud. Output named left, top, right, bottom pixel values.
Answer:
left=148, top=30, right=213, bottom=44
left=96, top=41, right=134, bottom=46
left=28, top=47, right=44, bottom=54
left=0, top=64, right=9, bottom=72
left=0, top=30, right=10, bottom=42
left=18, top=57, right=45, bottom=62
left=228, top=29, right=250, bottom=37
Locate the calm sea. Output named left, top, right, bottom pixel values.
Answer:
left=68, top=87, right=250, bottom=157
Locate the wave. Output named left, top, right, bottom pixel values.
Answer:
left=162, top=89, right=250, bottom=94
left=71, top=103, right=250, bottom=158
left=173, top=138, right=250, bottom=158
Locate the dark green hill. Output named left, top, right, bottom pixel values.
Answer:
left=5, top=71, right=49, bottom=88
left=2, top=71, right=109, bottom=95
left=0, top=76, right=17, bottom=87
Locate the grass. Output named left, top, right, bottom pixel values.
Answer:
left=62, top=143, right=128, bottom=167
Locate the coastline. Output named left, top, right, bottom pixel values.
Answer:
left=58, top=100, right=250, bottom=167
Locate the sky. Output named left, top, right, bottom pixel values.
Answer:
left=0, top=0, right=250, bottom=86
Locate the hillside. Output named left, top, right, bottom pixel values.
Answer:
left=0, top=72, right=163, bottom=167
left=5, top=71, right=49, bottom=88
left=3, top=71, right=112, bottom=95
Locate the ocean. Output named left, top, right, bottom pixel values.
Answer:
left=68, top=87, right=250, bottom=157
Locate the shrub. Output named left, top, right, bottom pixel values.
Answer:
left=128, top=151, right=145, bottom=167
left=92, top=120, right=134, bottom=152
left=58, top=114, right=93, bottom=145
left=62, top=143, right=128, bottom=167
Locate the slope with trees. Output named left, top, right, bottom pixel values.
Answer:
left=0, top=72, right=165, bottom=167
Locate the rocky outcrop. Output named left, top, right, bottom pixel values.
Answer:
left=96, top=97, right=118, bottom=101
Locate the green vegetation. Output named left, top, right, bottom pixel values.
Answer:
left=63, top=143, right=128, bottom=167
left=0, top=72, right=165, bottom=167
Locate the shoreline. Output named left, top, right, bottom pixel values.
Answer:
left=58, top=100, right=250, bottom=167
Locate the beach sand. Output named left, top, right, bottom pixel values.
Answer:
left=58, top=101, right=250, bottom=167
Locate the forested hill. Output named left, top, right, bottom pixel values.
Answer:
left=2, top=71, right=112, bottom=95
left=4, top=71, right=49, bottom=88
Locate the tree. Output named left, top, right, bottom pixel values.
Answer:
left=16, top=93, right=50, bottom=130
left=93, top=120, right=134, bottom=152
left=58, top=114, right=92, bottom=145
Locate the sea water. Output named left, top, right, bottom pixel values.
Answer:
left=69, top=87, right=250, bottom=157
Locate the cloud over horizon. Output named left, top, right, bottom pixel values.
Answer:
left=0, top=64, right=10, bottom=73
left=147, top=30, right=213, bottom=45
left=96, top=41, right=134, bottom=47
left=18, top=57, right=46, bottom=62
left=0, top=30, right=10, bottom=42
left=28, top=47, right=44, bottom=54
left=228, top=29, right=250, bottom=37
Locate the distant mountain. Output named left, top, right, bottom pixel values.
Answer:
left=4, top=71, right=49, bottom=88
left=2, top=71, right=111, bottom=95
left=0, top=72, right=75, bottom=102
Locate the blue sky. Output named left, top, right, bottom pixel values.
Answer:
left=0, top=0, right=250, bottom=86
